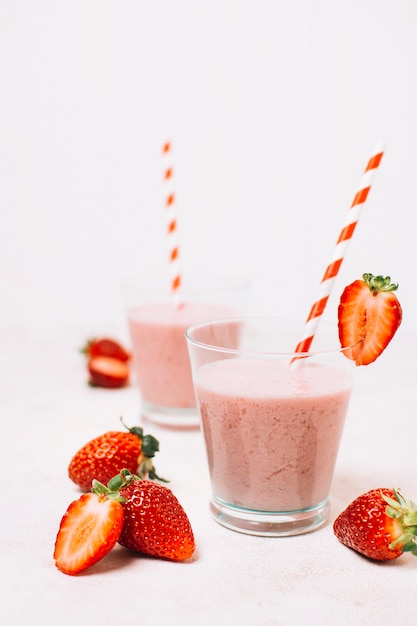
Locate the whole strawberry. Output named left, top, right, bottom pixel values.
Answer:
left=68, top=419, right=164, bottom=491
left=81, top=337, right=131, bottom=362
left=338, top=273, right=402, bottom=365
left=333, top=488, right=417, bottom=561
left=118, top=472, right=195, bottom=562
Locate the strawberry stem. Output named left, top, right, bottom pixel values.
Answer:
left=383, top=488, right=417, bottom=556
left=119, top=416, right=167, bottom=481
left=139, top=457, right=169, bottom=483
left=91, top=477, right=127, bottom=503
left=119, top=416, right=160, bottom=456
left=120, top=416, right=144, bottom=440
left=141, top=434, right=160, bottom=458
left=108, top=469, right=139, bottom=492
left=362, top=273, right=399, bottom=293
left=80, top=340, right=91, bottom=356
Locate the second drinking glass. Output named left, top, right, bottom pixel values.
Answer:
left=123, top=274, right=249, bottom=429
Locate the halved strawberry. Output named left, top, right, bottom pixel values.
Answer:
left=54, top=472, right=195, bottom=574
left=81, top=337, right=131, bottom=362
left=88, top=356, right=130, bottom=388
left=54, top=488, right=124, bottom=575
left=338, top=273, right=402, bottom=365
left=333, top=488, right=417, bottom=561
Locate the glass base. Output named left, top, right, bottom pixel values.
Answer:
left=209, top=496, right=330, bottom=537
left=140, top=401, right=200, bottom=430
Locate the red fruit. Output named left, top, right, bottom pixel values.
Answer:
left=88, top=356, right=130, bottom=388
left=68, top=420, right=163, bottom=491
left=82, top=337, right=131, bottom=362
left=338, top=273, right=402, bottom=365
left=118, top=475, right=195, bottom=562
left=54, top=491, right=124, bottom=575
left=333, top=488, right=417, bottom=561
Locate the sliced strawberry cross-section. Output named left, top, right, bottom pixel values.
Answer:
left=88, top=356, right=130, bottom=388
left=338, top=273, right=402, bottom=365
left=54, top=491, right=124, bottom=575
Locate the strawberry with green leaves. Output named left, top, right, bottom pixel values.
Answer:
left=338, top=273, right=402, bottom=365
left=81, top=337, right=131, bottom=362
left=333, top=488, right=417, bottom=561
left=54, top=471, right=195, bottom=575
left=117, top=473, right=196, bottom=562
left=68, top=419, right=165, bottom=491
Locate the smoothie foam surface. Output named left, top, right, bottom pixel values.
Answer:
left=195, top=358, right=353, bottom=398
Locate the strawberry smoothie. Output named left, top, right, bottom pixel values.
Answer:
left=128, top=302, right=240, bottom=411
left=193, top=358, right=353, bottom=513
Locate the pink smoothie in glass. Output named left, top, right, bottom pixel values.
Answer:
left=194, top=358, right=353, bottom=512
left=128, top=302, right=239, bottom=409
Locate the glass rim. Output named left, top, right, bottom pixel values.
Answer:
left=121, top=274, right=251, bottom=298
left=185, top=315, right=362, bottom=358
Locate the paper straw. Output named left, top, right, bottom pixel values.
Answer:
left=294, top=141, right=385, bottom=355
left=162, top=141, right=182, bottom=307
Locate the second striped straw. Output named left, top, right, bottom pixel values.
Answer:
left=162, top=141, right=183, bottom=308
left=294, top=142, right=385, bottom=355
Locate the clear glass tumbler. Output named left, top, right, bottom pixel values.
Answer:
left=122, top=273, right=249, bottom=429
left=186, top=316, right=356, bottom=535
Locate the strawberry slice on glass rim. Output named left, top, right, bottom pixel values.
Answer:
left=338, top=273, right=402, bottom=365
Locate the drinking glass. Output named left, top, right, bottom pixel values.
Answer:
left=123, top=274, right=249, bottom=429
left=186, top=317, right=356, bottom=535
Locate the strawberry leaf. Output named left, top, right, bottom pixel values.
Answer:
left=141, top=434, right=160, bottom=458
left=362, top=273, right=399, bottom=293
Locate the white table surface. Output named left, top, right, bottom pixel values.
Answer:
left=1, top=324, right=416, bottom=626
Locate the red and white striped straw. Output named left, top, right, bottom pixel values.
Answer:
left=162, top=141, right=182, bottom=307
left=294, top=141, right=385, bottom=355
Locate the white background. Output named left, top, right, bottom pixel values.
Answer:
left=2, top=5, right=417, bottom=625
left=1, top=1, right=416, bottom=339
